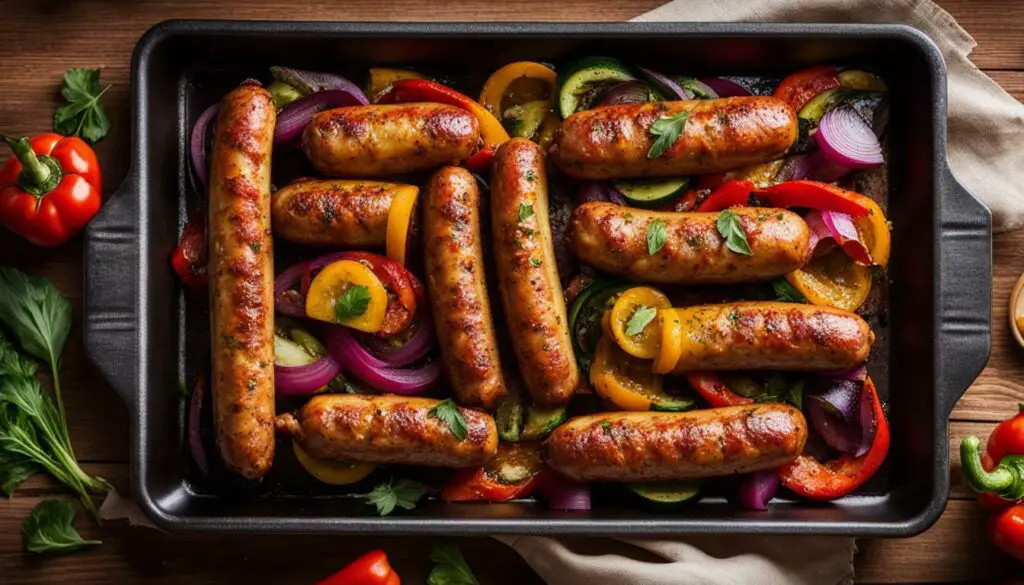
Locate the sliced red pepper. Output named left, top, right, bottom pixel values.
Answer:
left=695, top=180, right=756, bottom=212
left=778, top=377, right=889, bottom=500
left=441, top=443, right=542, bottom=502
left=685, top=371, right=754, bottom=408
left=171, top=213, right=208, bottom=293
left=316, top=549, right=400, bottom=585
left=378, top=78, right=510, bottom=172
left=756, top=180, right=871, bottom=217
left=773, top=65, right=841, bottom=111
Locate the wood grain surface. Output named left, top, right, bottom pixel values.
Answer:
left=2, top=0, right=1024, bottom=583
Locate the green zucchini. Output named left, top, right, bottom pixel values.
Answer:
left=502, top=100, right=550, bottom=139
left=568, top=280, right=631, bottom=374
left=495, top=385, right=525, bottom=442
left=557, top=56, right=635, bottom=118
left=798, top=88, right=883, bottom=127
left=520, top=405, right=568, bottom=441
left=628, top=481, right=701, bottom=511
left=268, top=80, right=302, bottom=109
left=612, top=177, right=689, bottom=208
left=650, top=395, right=696, bottom=412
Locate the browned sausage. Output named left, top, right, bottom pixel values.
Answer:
left=302, top=103, right=480, bottom=177
left=568, top=202, right=809, bottom=284
left=491, top=139, right=579, bottom=407
left=551, top=97, right=798, bottom=180
left=670, top=301, right=874, bottom=372
left=424, top=166, right=507, bottom=409
left=271, top=179, right=417, bottom=247
left=544, top=405, right=807, bottom=482
left=276, top=394, right=498, bottom=467
left=208, top=82, right=276, bottom=479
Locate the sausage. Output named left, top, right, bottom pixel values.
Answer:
left=491, top=139, right=578, bottom=407
left=543, top=405, right=807, bottom=482
left=208, top=82, right=276, bottom=479
left=271, top=179, right=416, bottom=247
left=302, top=103, right=481, bottom=177
left=424, top=166, right=507, bottom=409
left=568, top=202, right=809, bottom=284
left=670, top=301, right=874, bottom=372
left=550, top=97, right=798, bottom=180
left=276, top=394, right=498, bottom=467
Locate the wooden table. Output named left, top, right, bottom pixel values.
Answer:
left=2, top=0, right=1024, bottom=582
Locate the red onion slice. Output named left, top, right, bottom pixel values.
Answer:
left=599, top=81, right=657, bottom=106
left=274, top=252, right=359, bottom=317
left=700, top=77, right=751, bottom=98
left=637, top=67, right=688, bottom=101
left=189, top=104, right=218, bottom=189
left=805, top=378, right=877, bottom=456
left=735, top=470, right=779, bottom=510
left=816, top=106, right=884, bottom=169
left=188, top=376, right=209, bottom=476
left=270, top=66, right=369, bottom=103
left=537, top=470, right=591, bottom=511
left=275, top=354, right=342, bottom=396
left=326, top=325, right=440, bottom=394
left=274, top=89, right=368, bottom=145
left=357, top=314, right=435, bottom=368
left=804, top=210, right=873, bottom=265
left=578, top=182, right=626, bottom=206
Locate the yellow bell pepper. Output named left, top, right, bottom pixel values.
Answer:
left=305, top=260, right=388, bottom=332
left=590, top=336, right=665, bottom=411
left=293, top=442, right=376, bottom=485
left=385, top=185, right=420, bottom=266
left=479, top=61, right=557, bottom=116
left=609, top=286, right=672, bottom=359
left=851, top=194, right=890, bottom=268
left=786, top=248, right=872, bottom=312
left=652, top=309, right=683, bottom=375
left=367, top=67, right=425, bottom=101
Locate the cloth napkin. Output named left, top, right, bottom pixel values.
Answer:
left=496, top=1, right=1024, bottom=583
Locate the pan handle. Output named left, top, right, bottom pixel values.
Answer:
left=937, top=163, right=992, bottom=416
left=84, top=171, right=140, bottom=405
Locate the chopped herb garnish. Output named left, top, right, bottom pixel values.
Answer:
left=600, top=420, right=613, bottom=434
left=716, top=210, right=752, bottom=256
left=772, top=279, right=805, bottom=303
left=366, top=478, right=424, bottom=516
left=428, top=398, right=468, bottom=441
left=525, top=170, right=537, bottom=182
left=647, top=111, right=689, bottom=159
left=530, top=257, right=542, bottom=268
left=625, top=306, right=657, bottom=337
left=334, top=285, right=371, bottom=321
left=646, top=220, right=667, bottom=255
left=518, top=203, right=534, bottom=222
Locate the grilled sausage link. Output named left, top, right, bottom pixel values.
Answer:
left=568, top=202, right=809, bottom=284
left=424, top=166, right=507, bottom=409
left=551, top=97, right=798, bottom=180
left=670, top=301, right=873, bottom=372
left=302, top=103, right=481, bottom=177
left=491, top=139, right=579, bottom=407
left=271, top=179, right=416, bottom=247
left=276, top=394, right=498, bottom=467
left=544, top=405, right=807, bottom=482
left=208, top=82, right=276, bottom=479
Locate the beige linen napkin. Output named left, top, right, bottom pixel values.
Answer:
left=497, top=1, right=1024, bottom=583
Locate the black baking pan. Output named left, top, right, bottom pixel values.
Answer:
left=83, top=20, right=991, bottom=536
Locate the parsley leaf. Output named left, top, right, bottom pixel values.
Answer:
left=0, top=447, right=39, bottom=497
left=428, top=541, right=480, bottom=585
left=647, top=111, right=689, bottom=159
left=0, top=268, right=71, bottom=378
left=365, top=478, right=424, bottom=516
left=625, top=306, right=657, bottom=337
left=22, top=500, right=100, bottom=554
left=646, top=220, right=667, bottom=255
left=772, top=279, right=806, bottom=303
left=428, top=398, right=469, bottom=441
left=786, top=378, right=805, bottom=409
left=529, top=257, right=542, bottom=268
left=334, top=285, right=371, bottom=321
left=53, top=69, right=111, bottom=143
left=519, top=203, right=534, bottom=222
left=716, top=210, right=753, bottom=256
left=600, top=420, right=613, bottom=434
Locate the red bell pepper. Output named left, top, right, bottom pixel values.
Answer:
left=685, top=371, right=754, bottom=408
left=756, top=180, right=871, bottom=217
left=961, top=405, right=1024, bottom=512
left=778, top=376, right=889, bottom=500
left=378, top=78, right=510, bottom=172
left=773, top=65, right=840, bottom=111
left=988, top=505, right=1024, bottom=562
left=441, top=443, right=542, bottom=502
left=171, top=213, right=208, bottom=294
left=695, top=180, right=756, bottom=212
left=0, top=133, right=102, bottom=247
left=317, top=550, right=400, bottom=585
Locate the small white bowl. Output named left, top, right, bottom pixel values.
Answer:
left=1009, top=273, right=1024, bottom=349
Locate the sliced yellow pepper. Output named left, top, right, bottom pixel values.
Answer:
left=305, top=260, right=388, bottom=332
left=293, top=442, right=376, bottom=485
left=609, top=286, right=672, bottom=359
left=838, top=69, right=888, bottom=92
left=479, top=61, right=557, bottom=116
left=786, top=248, right=872, bottom=312
left=851, top=194, right=890, bottom=268
left=652, top=309, right=683, bottom=375
left=368, top=67, right=425, bottom=101
left=385, top=185, right=420, bottom=266
left=535, top=112, right=561, bottom=150
left=590, top=336, right=665, bottom=411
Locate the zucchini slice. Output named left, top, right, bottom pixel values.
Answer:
left=520, top=405, right=568, bottom=441
left=628, top=481, right=701, bottom=511
left=612, top=177, right=690, bottom=208
left=557, top=56, right=635, bottom=118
